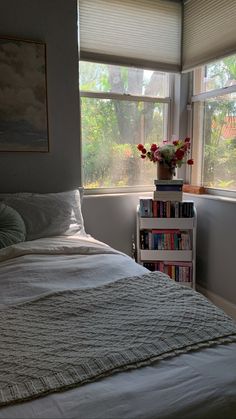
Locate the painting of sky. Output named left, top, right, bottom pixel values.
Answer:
left=0, top=38, right=49, bottom=151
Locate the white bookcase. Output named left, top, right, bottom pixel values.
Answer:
left=136, top=203, right=197, bottom=289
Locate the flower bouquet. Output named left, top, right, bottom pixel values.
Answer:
left=137, top=138, right=193, bottom=179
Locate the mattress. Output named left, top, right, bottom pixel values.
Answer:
left=0, top=234, right=236, bottom=419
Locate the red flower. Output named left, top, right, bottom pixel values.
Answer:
left=187, top=158, right=194, bottom=165
left=137, top=144, right=144, bottom=151
left=184, top=142, right=190, bottom=150
left=137, top=138, right=193, bottom=166
left=175, top=149, right=185, bottom=160
left=150, top=143, right=158, bottom=152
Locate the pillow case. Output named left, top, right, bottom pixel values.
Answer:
left=0, top=189, right=85, bottom=241
left=0, top=203, right=26, bottom=249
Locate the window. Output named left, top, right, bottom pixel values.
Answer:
left=79, top=61, right=173, bottom=190
left=192, top=55, right=236, bottom=192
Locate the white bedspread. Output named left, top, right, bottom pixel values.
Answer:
left=0, top=234, right=236, bottom=419
left=0, top=235, right=147, bottom=306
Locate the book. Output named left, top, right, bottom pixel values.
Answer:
left=154, top=179, right=183, bottom=185
left=139, top=198, right=153, bottom=217
left=153, top=190, right=183, bottom=201
left=155, top=184, right=183, bottom=191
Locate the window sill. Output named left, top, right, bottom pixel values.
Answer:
left=184, top=193, right=236, bottom=204
left=84, top=186, right=154, bottom=196
left=183, top=185, right=236, bottom=202
left=83, top=186, right=236, bottom=203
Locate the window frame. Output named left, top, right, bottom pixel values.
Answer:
left=191, top=67, right=236, bottom=198
left=79, top=62, right=176, bottom=194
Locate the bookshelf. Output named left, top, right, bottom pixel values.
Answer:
left=136, top=199, right=197, bottom=289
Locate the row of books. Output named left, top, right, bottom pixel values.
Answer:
left=140, top=229, right=192, bottom=250
left=143, top=261, right=192, bottom=282
left=139, top=199, right=194, bottom=218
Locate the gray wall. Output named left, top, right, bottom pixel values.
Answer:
left=191, top=195, right=236, bottom=305
left=83, top=193, right=236, bottom=306
left=0, top=0, right=81, bottom=192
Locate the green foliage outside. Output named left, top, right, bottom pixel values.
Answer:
left=80, top=59, right=236, bottom=190
left=80, top=62, right=165, bottom=188
left=203, top=57, right=236, bottom=190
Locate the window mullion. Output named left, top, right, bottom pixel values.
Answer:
left=192, top=84, right=236, bottom=102
left=80, top=91, right=171, bottom=104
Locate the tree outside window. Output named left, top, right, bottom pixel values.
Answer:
left=79, top=62, right=171, bottom=189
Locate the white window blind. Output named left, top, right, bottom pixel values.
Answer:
left=182, top=0, right=236, bottom=72
left=78, top=0, right=182, bottom=72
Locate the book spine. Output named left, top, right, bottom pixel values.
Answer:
left=152, top=200, right=158, bottom=217
left=154, top=179, right=183, bottom=185
left=155, top=185, right=183, bottom=191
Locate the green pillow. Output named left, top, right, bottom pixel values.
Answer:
left=0, top=203, right=26, bottom=249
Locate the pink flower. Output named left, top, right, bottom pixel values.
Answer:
left=187, top=158, right=194, bottom=165
left=154, top=149, right=162, bottom=160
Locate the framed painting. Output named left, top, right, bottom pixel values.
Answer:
left=0, top=37, right=49, bottom=152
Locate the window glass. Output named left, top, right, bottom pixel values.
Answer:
left=193, top=55, right=236, bottom=192
left=80, top=62, right=171, bottom=189
left=81, top=97, right=168, bottom=188
left=80, top=62, right=169, bottom=97
left=201, top=94, right=236, bottom=191
left=194, top=54, right=236, bottom=95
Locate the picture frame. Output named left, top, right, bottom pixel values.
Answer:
left=0, top=36, right=49, bottom=152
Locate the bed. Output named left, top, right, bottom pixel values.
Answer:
left=0, top=189, right=236, bottom=419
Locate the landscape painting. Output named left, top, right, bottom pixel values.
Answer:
left=0, top=37, right=49, bottom=152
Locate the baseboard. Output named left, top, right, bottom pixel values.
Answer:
left=197, top=285, right=236, bottom=320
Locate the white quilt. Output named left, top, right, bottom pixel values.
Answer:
left=0, top=234, right=236, bottom=419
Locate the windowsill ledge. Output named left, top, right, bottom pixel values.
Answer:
left=83, top=187, right=236, bottom=204
left=184, top=192, right=236, bottom=204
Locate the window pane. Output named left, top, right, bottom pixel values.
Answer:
left=81, top=97, right=168, bottom=188
left=80, top=61, right=169, bottom=97
left=201, top=95, right=236, bottom=191
left=194, top=55, right=236, bottom=95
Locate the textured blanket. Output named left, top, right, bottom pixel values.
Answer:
left=1, top=271, right=236, bottom=406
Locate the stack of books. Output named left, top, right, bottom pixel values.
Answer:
left=153, top=179, right=183, bottom=201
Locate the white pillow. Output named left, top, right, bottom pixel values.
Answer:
left=0, top=189, right=85, bottom=241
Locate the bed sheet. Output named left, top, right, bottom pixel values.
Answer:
left=0, top=234, right=236, bottom=419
